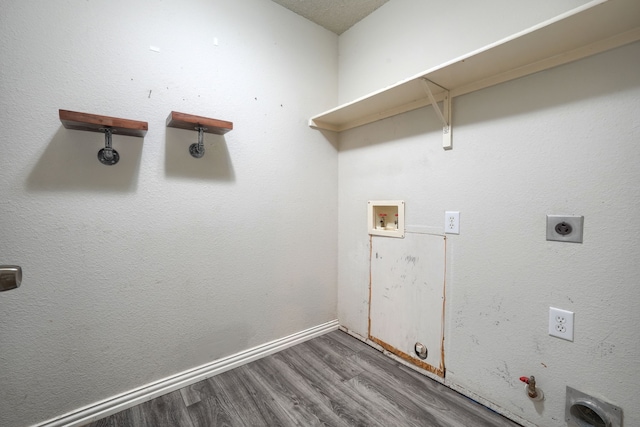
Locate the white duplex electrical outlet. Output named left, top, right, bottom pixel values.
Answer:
left=445, top=211, right=460, bottom=234
left=549, top=307, right=574, bottom=341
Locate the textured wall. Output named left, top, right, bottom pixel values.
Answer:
left=337, top=0, right=591, bottom=103
left=0, top=1, right=338, bottom=426
left=336, top=4, right=640, bottom=426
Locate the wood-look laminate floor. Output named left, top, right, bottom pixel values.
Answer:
left=86, top=330, right=521, bottom=427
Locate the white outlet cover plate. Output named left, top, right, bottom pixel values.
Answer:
left=549, top=307, right=574, bottom=341
left=445, top=211, right=460, bottom=234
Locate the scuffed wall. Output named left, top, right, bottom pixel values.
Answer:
left=336, top=1, right=640, bottom=426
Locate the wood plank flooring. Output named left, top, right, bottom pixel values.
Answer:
left=85, top=330, right=521, bottom=427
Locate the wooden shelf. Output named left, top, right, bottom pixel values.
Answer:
left=309, top=0, right=640, bottom=132
left=166, top=111, right=233, bottom=135
left=59, top=110, right=148, bottom=137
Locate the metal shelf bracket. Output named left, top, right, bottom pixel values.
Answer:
left=421, top=78, right=452, bottom=150
left=98, top=127, right=120, bottom=165
left=190, top=126, right=207, bottom=158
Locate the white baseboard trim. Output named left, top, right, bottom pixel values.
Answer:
left=37, top=319, right=339, bottom=427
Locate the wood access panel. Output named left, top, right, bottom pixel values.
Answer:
left=369, top=232, right=446, bottom=377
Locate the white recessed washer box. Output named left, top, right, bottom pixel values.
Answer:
left=368, top=200, right=404, bottom=238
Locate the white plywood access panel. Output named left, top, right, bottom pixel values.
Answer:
left=369, top=232, right=446, bottom=377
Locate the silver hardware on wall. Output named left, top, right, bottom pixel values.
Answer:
left=190, top=126, right=207, bottom=158
left=0, top=266, right=22, bottom=292
left=565, top=386, right=622, bottom=427
left=546, top=215, right=584, bottom=243
left=98, top=127, right=120, bottom=165
left=414, top=342, right=428, bottom=360
left=521, top=375, right=544, bottom=401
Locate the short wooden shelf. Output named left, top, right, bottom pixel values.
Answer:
left=309, top=0, right=640, bottom=133
left=59, top=110, right=148, bottom=137
left=166, top=111, right=233, bottom=135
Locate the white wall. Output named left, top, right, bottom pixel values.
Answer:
left=0, top=1, right=338, bottom=426
left=336, top=2, right=640, bottom=426
left=338, top=0, right=590, bottom=103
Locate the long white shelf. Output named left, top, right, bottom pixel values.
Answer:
left=309, top=0, right=640, bottom=134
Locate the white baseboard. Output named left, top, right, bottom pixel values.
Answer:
left=38, top=320, right=339, bottom=427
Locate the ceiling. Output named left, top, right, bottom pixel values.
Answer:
left=269, top=0, right=390, bottom=35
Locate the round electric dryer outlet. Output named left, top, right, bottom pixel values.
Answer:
left=546, top=215, right=584, bottom=243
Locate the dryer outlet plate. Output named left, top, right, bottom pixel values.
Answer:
left=546, top=215, right=584, bottom=243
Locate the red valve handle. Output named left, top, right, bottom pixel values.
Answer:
left=519, top=376, right=530, bottom=384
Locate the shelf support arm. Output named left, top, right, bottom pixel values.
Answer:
left=189, top=126, right=208, bottom=158
left=421, top=78, right=452, bottom=150
left=97, top=127, right=120, bottom=165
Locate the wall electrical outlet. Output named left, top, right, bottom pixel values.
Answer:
left=546, top=215, right=584, bottom=243
left=445, top=211, right=460, bottom=234
left=549, top=307, right=574, bottom=341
